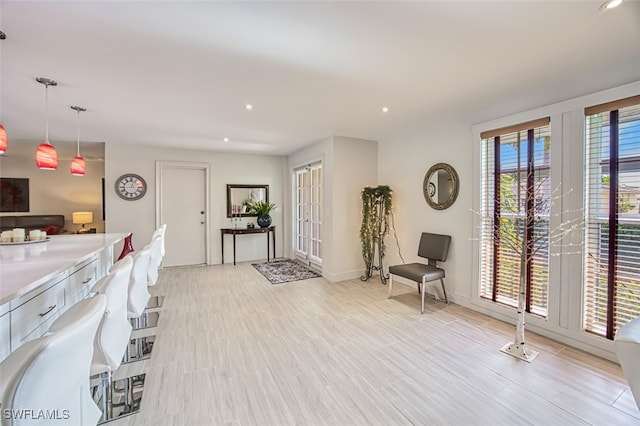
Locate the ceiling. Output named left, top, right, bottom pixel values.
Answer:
left=1, top=1, right=639, bottom=156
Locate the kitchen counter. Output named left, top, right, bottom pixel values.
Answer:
left=0, top=233, right=126, bottom=306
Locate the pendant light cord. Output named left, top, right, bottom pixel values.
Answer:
left=76, top=109, right=80, bottom=156
left=44, top=84, right=49, bottom=143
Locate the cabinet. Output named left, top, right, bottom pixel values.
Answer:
left=0, top=303, right=10, bottom=361
left=66, top=256, right=98, bottom=305
left=10, top=271, right=68, bottom=351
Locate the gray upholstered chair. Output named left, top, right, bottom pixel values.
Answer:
left=388, top=232, right=451, bottom=314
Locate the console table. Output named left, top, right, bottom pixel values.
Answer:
left=221, top=226, right=275, bottom=265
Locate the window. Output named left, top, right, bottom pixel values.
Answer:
left=480, top=118, right=551, bottom=317
left=584, top=95, right=640, bottom=339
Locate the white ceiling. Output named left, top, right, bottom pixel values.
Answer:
left=1, top=1, right=639, bottom=156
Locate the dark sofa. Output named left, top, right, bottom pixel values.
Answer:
left=0, top=215, right=66, bottom=234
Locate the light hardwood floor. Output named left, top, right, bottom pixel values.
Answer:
left=112, top=262, right=640, bottom=425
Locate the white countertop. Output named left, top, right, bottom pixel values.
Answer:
left=0, top=233, right=127, bottom=306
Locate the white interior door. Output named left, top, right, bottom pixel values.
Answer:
left=157, top=162, right=209, bottom=267
left=294, top=163, right=322, bottom=267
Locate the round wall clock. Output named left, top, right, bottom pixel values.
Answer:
left=115, top=173, right=147, bottom=200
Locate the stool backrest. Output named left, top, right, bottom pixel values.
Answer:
left=92, top=256, right=133, bottom=372
left=128, top=244, right=152, bottom=318
left=417, top=232, right=451, bottom=263
left=147, top=234, right=163, bottom=286
left=1, top=295, right=106, bottom=425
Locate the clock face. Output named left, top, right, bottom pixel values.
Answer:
left=115, top=174, right=147, bottom=200
left=428, top=182, right=436, bottom=197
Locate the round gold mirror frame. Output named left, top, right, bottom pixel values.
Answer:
left=423, top=163, right=459, bottom=210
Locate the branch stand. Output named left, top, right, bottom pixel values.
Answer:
left=360, top=191, right=389, bottom=285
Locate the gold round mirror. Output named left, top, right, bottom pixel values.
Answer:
left=423, top=163, right=459, bottom=210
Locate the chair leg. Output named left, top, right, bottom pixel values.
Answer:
left=421, top=278, right=426, bottom=314
left=388, top=274, right=393, bottom=298
left=440, top=278, right=448, bottom=304
left=100, top=370, right=113, bottom=423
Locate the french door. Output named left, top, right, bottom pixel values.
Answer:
left=294, top=163, right=322, bottom=268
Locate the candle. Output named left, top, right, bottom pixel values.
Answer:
left=12, top=228, right=25, bottom=243
left=0, top=231, right=12, bottom=243
left=29, top=230, right=41, bottom=241
left=40, top=231, right=47, bottom=240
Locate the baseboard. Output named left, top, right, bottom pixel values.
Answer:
left=323, top=269, right=366, bottom=283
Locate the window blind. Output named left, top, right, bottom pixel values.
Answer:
left=480, top=120, right=551, bottom=316
left=584, top=98, right=640, bottom=339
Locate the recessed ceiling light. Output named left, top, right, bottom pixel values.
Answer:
left=600, top=0, right=623, bottom=10
left=382, top=107, right=389, bottom=113
left=223, top=137, right=229, bottom=142
left=245, top=104, right=253, bottom=110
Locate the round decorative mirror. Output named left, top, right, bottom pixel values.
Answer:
left=423, top=163, right=459, bottom=210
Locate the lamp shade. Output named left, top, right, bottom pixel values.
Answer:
left=70, top=156, right=86, bottom=176
left=72, top=211, right=93, bottom=225
left=0, top=125, right=7, bottom=154
left=35, top=143, right=58, bottom=170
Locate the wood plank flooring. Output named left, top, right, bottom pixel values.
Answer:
left=111, top=262, right=640, bottom=425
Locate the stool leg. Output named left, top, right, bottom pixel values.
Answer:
left=388, top=274, right=393, bottom=298
left=440, top=278, right=448, bottom=304
left=421, top=277, right=426, bottom=314
left=100, top=370, right=113, bottom=422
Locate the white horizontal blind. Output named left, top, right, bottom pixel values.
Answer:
left=480, top=121, right=551, bottom=316
left=584, top=99, right=640, bottom=339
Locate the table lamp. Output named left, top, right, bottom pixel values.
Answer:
left=72, top=211, right=93, bottom=234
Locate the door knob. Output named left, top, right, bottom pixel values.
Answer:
left=201, top=221, right=204, bottom=224
left=200, top=211, right=205, bottom=214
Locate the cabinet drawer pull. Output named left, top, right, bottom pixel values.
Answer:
left=82, top=277, right=93, bottom=284
left=39, top=305, right=57, bottom=317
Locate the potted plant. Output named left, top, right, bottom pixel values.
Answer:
left=248, top=200, right=276, bottom=228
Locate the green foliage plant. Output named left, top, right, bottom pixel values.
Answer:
left=360, top=185, right=393, bottom=274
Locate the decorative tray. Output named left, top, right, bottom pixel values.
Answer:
left=0, top=238, right=51, bottom=246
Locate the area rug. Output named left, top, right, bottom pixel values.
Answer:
left=252, top=259, right=321, bottom=284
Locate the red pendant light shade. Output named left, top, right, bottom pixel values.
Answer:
left=35, top=143, right=58, bottom=170
left=70, top=106, right=87, bottom=176
left=35, top=77, right=58, bottom=170
left=70, top=156, right=86, bottom=176
left=0, top=125, right=7, bottom=154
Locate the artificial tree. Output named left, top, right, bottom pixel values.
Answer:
left=360, top=185, right=393, bottom=284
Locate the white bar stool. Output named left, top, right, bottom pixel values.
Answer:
left=615, top=316, right=640, bottom=410
left=90, top=256, right=133, bottom=422
left=0, top=295, right=107, bottom=426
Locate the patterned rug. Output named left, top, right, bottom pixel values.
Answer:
left=252, top=259, right=321, bottom=284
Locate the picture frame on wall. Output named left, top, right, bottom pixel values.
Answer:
left=0, top=178, right=30, bottom=212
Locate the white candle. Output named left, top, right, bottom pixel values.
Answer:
left=40, top=231, right=47, bottom=240
left=29, top=230, right=41, bottom=241
left=0, top=231, right=12, bottom=243
left=12, top=228, right=25, bottom=243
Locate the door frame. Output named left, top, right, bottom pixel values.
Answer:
left=155, top=161, right=211, bottom=265
left=292, top=160, right=323, bottom=270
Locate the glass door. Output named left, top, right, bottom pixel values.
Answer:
left=294, top=162, right=322, bottom=268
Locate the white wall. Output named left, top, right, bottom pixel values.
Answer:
left=286, top=135, right=377, bottom=282
left=105, top=143, right=285, bottom=264
left=0, top=141, right=105, bottom=233
left=331, top=136, right=378, bottom=281
left=378, top=118, right=472, bottom=301
left=379, top=80, right=640, bottom=362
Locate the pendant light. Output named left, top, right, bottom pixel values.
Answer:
left=35, top=77, right=58, bottom=170
left=0, top=124, right=7, bottom=154
left=70, top=105, right=87, bottom=176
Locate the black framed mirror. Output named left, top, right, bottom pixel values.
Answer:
left=226, top=184, right=269, bottom=218
left=423, top=163, right=459, bottom=210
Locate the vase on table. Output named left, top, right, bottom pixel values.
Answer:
left=257, top=214, right=272, bottom=228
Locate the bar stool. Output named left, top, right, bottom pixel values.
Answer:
left=147, top=234, right=164, bottom=287
left=90, top=256, right=133, bottom=422
left=127, top=244, right=152, bottom=325
left=0, top=295, right=107, bottom=426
